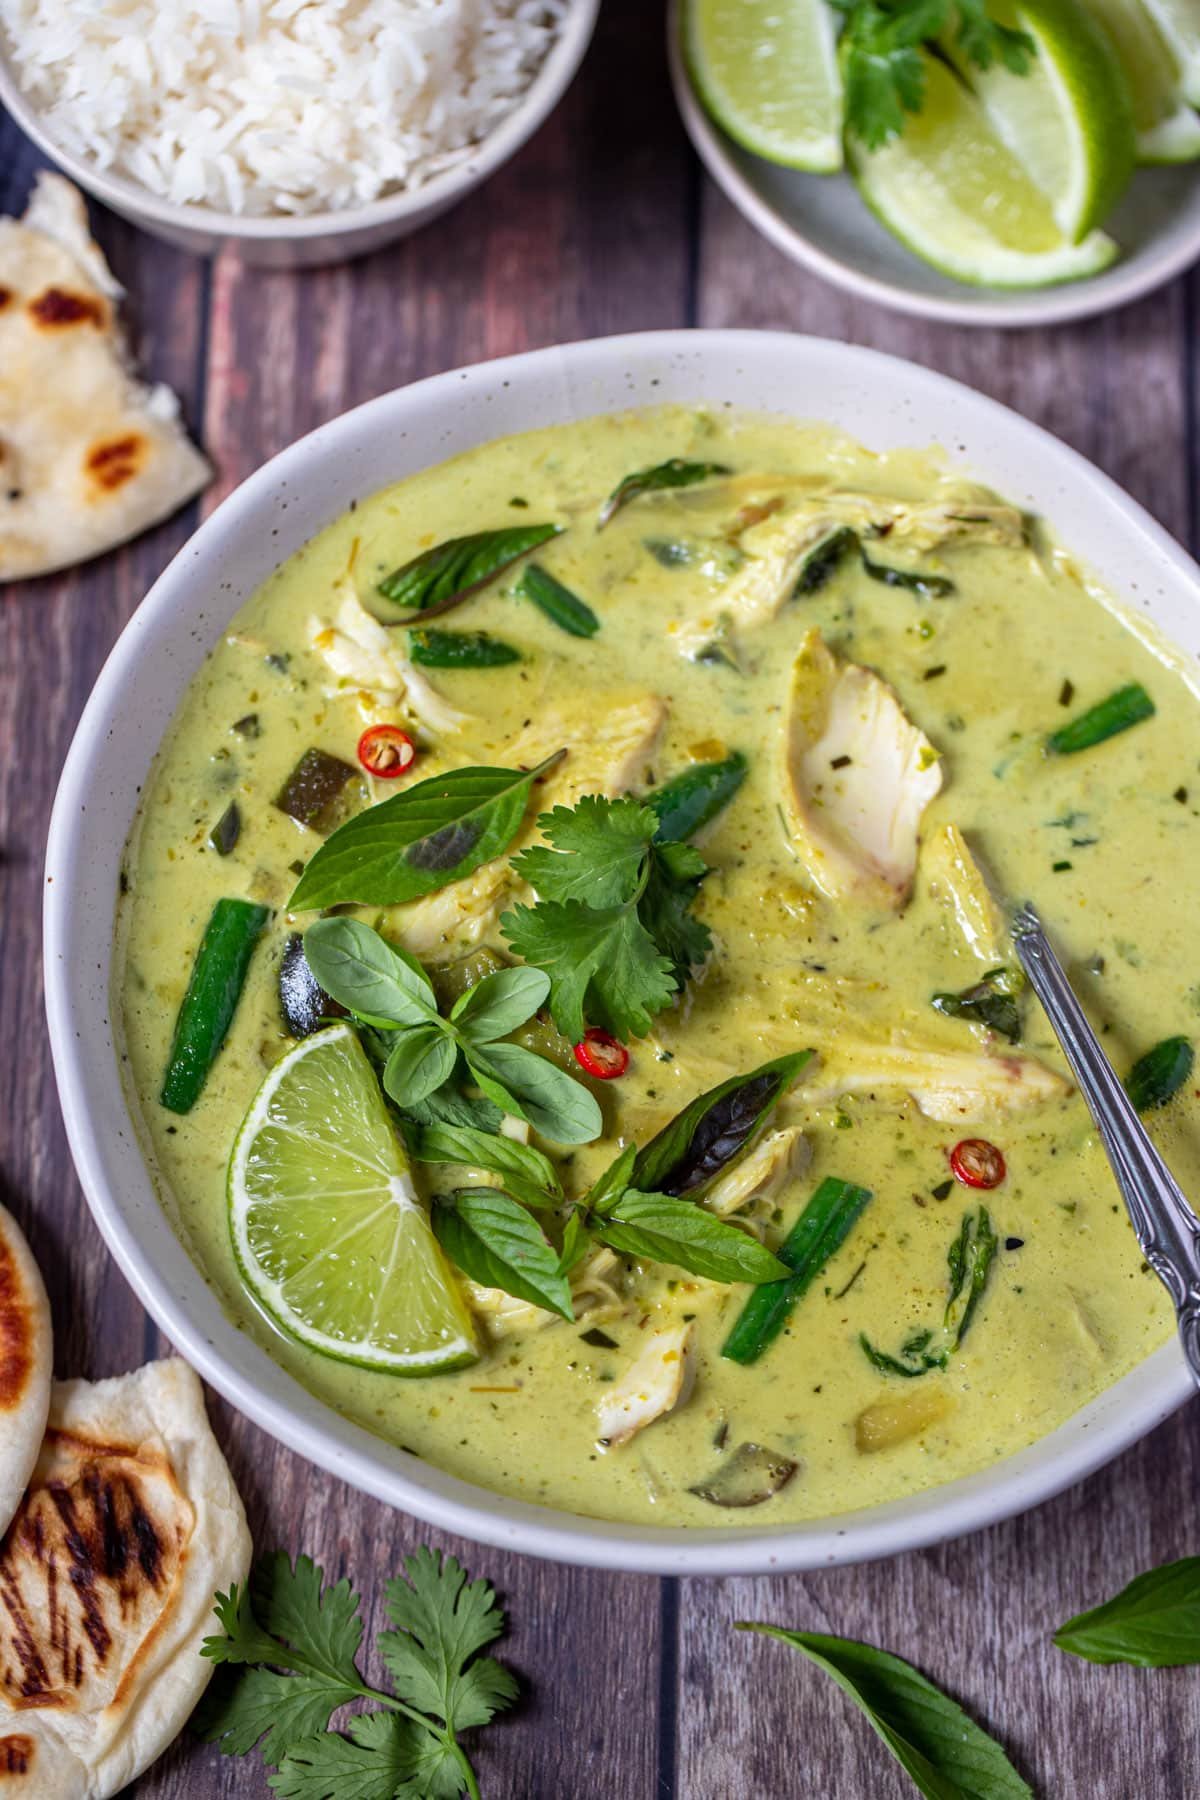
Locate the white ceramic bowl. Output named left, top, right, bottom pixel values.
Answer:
left=667, top=3, right=1200, bottom=329
left=0, top=1, right=597, bottom=268
left=45, top=330, right=1197, bottom=1573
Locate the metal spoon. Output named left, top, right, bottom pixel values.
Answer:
left=1012, top=902, right=1200, bottom=1390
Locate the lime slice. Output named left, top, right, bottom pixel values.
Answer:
left=847, top=53, right=1118, bottom=288
left=1141, top=0, right=1200, bottom=104
left=945, top=0, right=1135, bottom=241
left=229, top=1023, right=479, bottom=1374
left=1087, top=0, right=1200, bottom=162
left=683, top=0, right=843, bottom=173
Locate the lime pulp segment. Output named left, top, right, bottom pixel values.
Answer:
left=1086, top=0, right=1200, bottom=162
left=684, top=0, right=843, bottom=173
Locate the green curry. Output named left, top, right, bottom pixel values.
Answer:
left=116, top=405, right=1198, bottom=1528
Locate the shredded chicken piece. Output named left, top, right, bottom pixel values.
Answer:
left=506, top=694, right=668, bottom=805
left=596, top=1321, right=697, bottom=1447
left=805, top=1031, right=1069, bottom=1123
left=780, top=629, right=943, bottom=910
left=703, top=1127, right=811, bottom=1219
left=308, top=581, right=468, bottom=735
left=923, top=824, right=1010, bottom=965
left=467, top=1248, right=622, bottom=1341
left=389, top=861, right=517, bottom=960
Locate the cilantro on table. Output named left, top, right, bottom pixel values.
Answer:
left=500, top=795, right=711, bottom=1042
left=829, top=0, right=1036, bottom=150
left=194, top=1548, right=517, bottom=1800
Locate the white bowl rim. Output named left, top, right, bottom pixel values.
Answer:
left=44, top=328, right=1198, bottom=1575
left=0, top=0, right=598, bottom=241
left=666, top=3, right=1200, bottom=330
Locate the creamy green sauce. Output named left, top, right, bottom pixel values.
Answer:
left=117, top=405, right=1198, bottom=1527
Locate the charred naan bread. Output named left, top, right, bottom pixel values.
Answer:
left=0, top=1204, right=51, bottom=1540
left=0, top=1358, right=250, bottom=1797
left=0, top=174, right=210, bottom=581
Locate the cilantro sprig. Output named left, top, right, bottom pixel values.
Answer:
left=830, top=0, right=1036, bottom=150
left=500, top=795, right=712, bottom=1042
left=195, top=1549, right=517, bottom=1800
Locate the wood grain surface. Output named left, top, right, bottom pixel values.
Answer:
left=2, top=5, right=1198, bottom=1794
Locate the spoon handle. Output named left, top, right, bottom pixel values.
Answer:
left=1012, top=903, right=1200, bottom=1390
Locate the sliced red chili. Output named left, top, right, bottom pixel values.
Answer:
left=357, top=724, right=416, bottom=780
left=949, top=1139, right=1006, bottom=1190
left=573, top=1028, right=629, bottom=1080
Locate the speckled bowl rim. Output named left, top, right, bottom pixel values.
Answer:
left=0, top=0, right=598, bottom=242
left=45, top=330, right=1197, bottom=1573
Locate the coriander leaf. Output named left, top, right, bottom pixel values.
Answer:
left=381, top=1547, right=519, bottom=1731
left=738, top=1625, right=1032, bottom=1800
left=598, top=458, right=732, bottom=528
left=376, top=523, right=563, bottom=618
left=304, top=918, right=438, bottom=1029
left=501, top=896, right=677, bottom=1043
left=434, top=1187, right=575, bottom=1319
left=1054, top=1557, right=1200, bottom=1666
left=449, top=964, right=550, bottom=1043
left=254, top=1554, right=365, bottom=1683
left=384, top=1026, right=458, bottom=1108
left=584, top=1141, right=638, bottom=1216
left=952, top=0, right=1034, bottom=73
left=414, top=1121, right=562, bottom=1203
left=466, top=1040, right=603, bottom=1145
left=831, top=0, right=945, bottom=150
left=631, top=1052, right=812, bottom=1196
left=195, top=1667, right=350, bottom=1767
left=290, top=755, right=563, bottom=911
left=597, top=1191, right=789, bottom=1284
left=640, top=849, right=712, bottom=981
left=512, top=795, right=656, bottom=906
left=391, top=1081, right=504, bottom=1135
left=270, top=1713, right=425, bottom=1799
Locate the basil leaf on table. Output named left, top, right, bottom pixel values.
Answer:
left=449, top=965, right=551, bottom=1043
left=1054, top=1556, right=1200, bottom=1666
left=433, top=1188, right=574, bottom=1320
left=414, top=1122, right=562, bottom=1206
left=466, top=1041, right=602, bottom=1146
left=376, top=523, right=562, bottom=619
left=303, top=917, right=438, bottom=1028
left=289, top=753, right=564, bottom=910
left=382, top=1027, right=458, bottom=1108
left=597, top=458, right=732, bottom=528
left=738, top=1626, right=1032, bottom=1800
left=596, top=1192, right=788, bottom=1285
left=631, top=1050, right=813, bottom=1196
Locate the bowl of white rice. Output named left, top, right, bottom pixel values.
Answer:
left=0, top=0, right=597, bottom=267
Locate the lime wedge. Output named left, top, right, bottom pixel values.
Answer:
left=847, top=53, right=1118, bottom=288
left=683, top=0, right=843, bottom=172
left=1141, top=0, right=1200, bottom=104
left=229, top=1023, right=479, bottom=1374
left=945, top=0, right=1135, bottom=241
left=1088, top=0, right=1200, bottom=162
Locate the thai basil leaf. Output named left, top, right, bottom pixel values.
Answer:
left=931, top=967, right=1022, bottom=1045
left=1054, top=1557, right=1200, bottom=1666
left=646, top=752, right=748, bottom=844
left=397, top=1083, right=504, bottom=1134
left=465, top=1042, right=602, bottom=1146
left=597, top=458, right=732, bottom=528
left=595, top=1191, right=787, bottom=1284
left=793, top=525, right=858, bottom=595
left=413, top=1122, right=562, bottom=1206
left=860, top=547, right=955, bottom=599
left=376, top=524, right=562, bottom=619
left=722, top=1177, right=873, bottom=1365
left=859, top=1330, right=948, bottom=1379
left=432, top=1188, right=573, bottom=1320
left=303, top=918, right=438, bottom=1029
left=944, top=1206, right=998, bottom=1344
left=289, top=754, right=563, bottom=910
left=407, top=627, right=522, bottom=667
left=518, top=565, right=600, bottom=637
left=631, top=1051, right=812, bottom=1197
left=1125, top=1036, right=1194, bottom=1112
left=584, top=1143, right=638, bottom=1218
left=558, top=1208, right=592, bottom=1276
left=382, top=1027, right=458, bottom=1108
left=738, top=1627, right=1032, bottom=1800
left=449, top=966, right=551, bottom=1044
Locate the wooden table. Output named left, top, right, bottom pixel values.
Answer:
left=3, top=6, right=1199, bottom=1794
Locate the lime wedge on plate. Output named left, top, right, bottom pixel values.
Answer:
left=683, top=0, right=843, bottom=172
left=848, top=53, right=1118, bottom=288
left=1087, top=0, right=1200, bottom=162
left=945, top=0, right=1135, bottom=241
left=229, top=1022, right=479, bottom=1374
left=1141, top=0, right=1200, bottom=104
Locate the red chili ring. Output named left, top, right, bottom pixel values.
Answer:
left=949, top=1138, right=1006, bottom=1190
left=573, top=1028, right=629, bottom=1080
left=357, top=724, right=416, bottom=780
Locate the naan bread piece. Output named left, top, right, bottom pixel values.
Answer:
left=0, top=1203, right=51, bottom=1539
left=0, top=174, right=210, bottom=581
left=0, top=1358, right=250, bottom=1798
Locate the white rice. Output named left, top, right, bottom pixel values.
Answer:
left=0, top=0, right=568, bottom=216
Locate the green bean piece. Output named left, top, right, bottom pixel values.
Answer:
left=647, top=752, right=748, bottom=844
left=408, top=628, right=521, bottom=668
left=160, top=899, right=270, bottom=1114
left=518, top=564, right=600, bottom=638
left=1046, top=683, right=1155, bottom=755
left=721, top=1177, right=873, bottom=1366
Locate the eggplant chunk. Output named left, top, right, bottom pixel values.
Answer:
left=688, top=1441, right=799, bottom=1507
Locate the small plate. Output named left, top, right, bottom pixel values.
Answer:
left=668, top=2, right=1200, bottom=329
